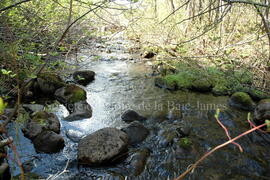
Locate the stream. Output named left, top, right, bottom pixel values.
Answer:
left=7, top=34, right=270, bottom=180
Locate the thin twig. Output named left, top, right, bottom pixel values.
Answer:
left=174, top=122, right=267, bottom=180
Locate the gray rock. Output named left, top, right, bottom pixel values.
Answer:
left=66, top=129, right=85, bottom=142
left=33, top=131, right=65, bottom=153
left=121, top=110, right=146, bottom=123
left=73, top=70, right=95, bottom=86
left=254, top=99, right=270, bottom=124
left=37, top=73, right=65, bottom=94
left=78, top=128, right=129, bottom=166
left=22, top=111, right=64, bottom=153
left=22, top=111, right=61, bottom=139
left=121, top=121, right=149, bottom=145
left=23, top=104, right=44, bottom=113
left=64, top=101, right=92, bottom=121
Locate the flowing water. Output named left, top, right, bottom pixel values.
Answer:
left=7, top=35, right=270, bottom=180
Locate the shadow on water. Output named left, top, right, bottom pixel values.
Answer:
left=7, top=36, right=270, bottom=180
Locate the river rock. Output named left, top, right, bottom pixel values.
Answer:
left=22, top=111, right=64, bottom=153
left=66, top=129, right=85, bottom=142
left=228, top=92, right=255, bottom=111
left=254, top=99, right=270, bottom=125
left=33, top=131, right=65, bottom=153
left=64, top=100, right=92, bottom=121
left=23, top=104, right=44, bottom=113
left=128, top=148, right=150, bottom=176
left=121, top=110, right=146, bottom=123
left=37, top=73, right=65, bottom=94
left=78, top=128, right=129, bottom=166
left=54, top=84, right=87, bottom=105
left=73, top=70, right=95, bottom=86
left=23, top=111, right=61, bottom=139
left=121, top=121, right=149, bottom=145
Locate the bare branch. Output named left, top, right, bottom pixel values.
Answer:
left=222, top=0, right=269, bottom=7
left=0, top=0, right=31, bottom=13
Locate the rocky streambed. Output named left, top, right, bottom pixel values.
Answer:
left=6, top=35, right=270, bottom=180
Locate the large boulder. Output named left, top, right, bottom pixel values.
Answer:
left=22, top=111, right=64, bottom=153
left=254, top=99, right=270, bottom=125
left=121, top=121, right=149, bottom=145
left=37, top=73, right=65, bottom=94
left=55, top=84, right=87, bottom=105
left=64, top=100, right=92, bottom=121
left=78, top=128, right=129, bottom=166
left=121, top=110, right=146, bottom=123
left=73, top=70, right=95, bottom=86
left=228, top=92, right=255, bottom=111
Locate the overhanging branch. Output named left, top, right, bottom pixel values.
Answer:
left=222, top=0, right=269, bottom=7
left=0, top=0, right=31, bottom=13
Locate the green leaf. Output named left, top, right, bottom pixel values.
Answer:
left=0, top=97, right=7, bottom=115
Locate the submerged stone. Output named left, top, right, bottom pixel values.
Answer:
left=121, top=110, right=147, bottom=123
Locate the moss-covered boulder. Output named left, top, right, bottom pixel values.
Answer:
left=192, top=79, right=212, bottom=92
left=37, top=73, right=65, bottom=94
left=254, top=99, right=270, bottom=125
left=54, top=84, right=87, bottom=104
left=73, top=70, right=95, bottom=86
left=154, top=77, right=177, bottom=90
left=228, top=92, right=255, bottom=111
left=22, top=111, right=64, bottom=153
left=23, top=111, right=61, bottom=140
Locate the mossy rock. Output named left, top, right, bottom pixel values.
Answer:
left=154, top=77, right=177, bottom=90
left=248, top=89, right=269, bottom=101
left=37, top=73, right=65, bottom=94
left=229, top=92, right=255, bottom=111
left=55, top=84, right=87, bottom=104
left=192, top=78, right=212, bottom=92
left=32, top=111, right=49, bottom=126
left=177, top=137, right=192, bottom=149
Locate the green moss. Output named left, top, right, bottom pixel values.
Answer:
left=249, top=90, right=269, bottom=101
left=64, top=84, right=87, bottom=103
left=32, top=111, right=48, bottom=126
left=157, top=62, right=262, bottom=97
left=259, top=98, right=270, bottom=103
left=178, top=137, right=192, bottom=149
left=231, top=92, right=254, bottom=106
